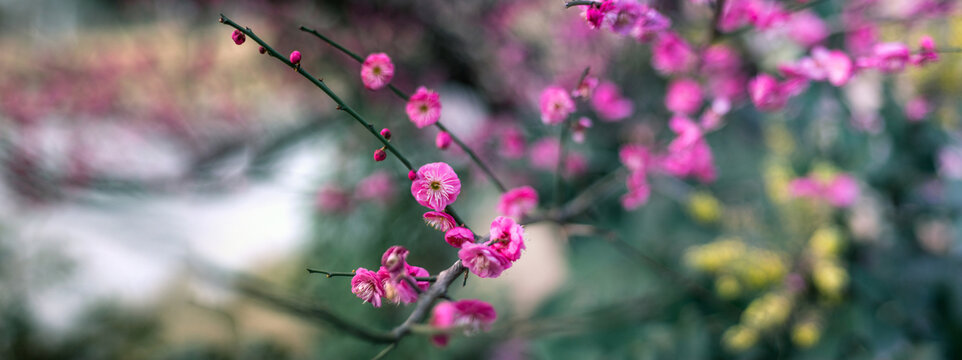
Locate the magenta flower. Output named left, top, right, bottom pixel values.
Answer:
left=748, top=74, right=787, bottom=111
left=406, top=87, right=442, bottom=128
left=661, top=138, right=717, bottom=183
left=652, top=32, right=696, bottom=75
left=411, top=162, right=461, bottom=211
left=458, top=243, right=510, bottom=278
left=355, top=171, right=394, bottom=202
left=572, top=75, right=599, bottom=99
left=871, top=42, right=911, bottom=72
left=621, top=170, right=651, bottom=210
left=539, top=86, right=575, bottom=125
left=620, top=144, right=651, bottom=173
left=530, top=138, right=561, bottom=170
left=789, top=173, right=860, bottom=207
left=231, top=30, right=246, bottom=45
left=489, top=216, right=526, bottom=262
left=591, top=82, right=634, bottom=122
left=497, top=186, right=539, bottom=220
left=430, top=299, right=498, bottom=347
left=787, top=10, right=828, bottom=47
left=812, top=47, right=854, bottom=87
left=360, top=53, right=394, bottom=90
left=912, top=35, right=939, bottom=66
left=351, top=267, right=387, bottom=308
left=387, top=264, right=431, bottom=304
left=289, top=50, right=301, bottom=65
left=380, top=246, right=409, bottom=277
left=444, top=227, right=474, bottom=248
left=436, top=131, right=452, bottom=150
left=499, top=126, right=526, bottom=159
left=582, top=0, right=615, bottom=29
left=665, top=78, right=703, bottom=115
left=423, top=211, right=457, bottom=232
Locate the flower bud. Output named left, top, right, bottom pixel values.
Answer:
left=380, top=128, right=392, bottom=140
left=231, top=29, right=246, bottom=45
left=374, top=148, right=387, bottom=162
left=436, top=131, right=452, bottom=150
left=289, top=50, right=302, bottom=65
left=408, top=170, right=417, bottom=181
left=258, top=46, right=266, bottom=54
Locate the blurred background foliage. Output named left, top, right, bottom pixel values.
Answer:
left=1, top=0, right=962, bottom=359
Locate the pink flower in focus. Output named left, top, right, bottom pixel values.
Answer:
left=539, top=86, right=575, bottom=125
left=444, top=227, right=474, bottom=248
left=748, top=74, right=787, bottom=111
left=411, top=162, right=461, bottom=211
left=436, top=131, right=452, bottom=150
left=360, top=53, right=395, bottom=90
left=787, top=10, right=828, bottom=47
left=430, top=299, right=498, bottom=347
left=591, top=82, right=634, bottom=121
left=424, top=211, right=457, bottom=232
left=582, top=0, right=615, bottom=29
left=406, top=87, right=442, bottom=128
left=498, top=186, right=539, bottom=219
left=652, top=32, right=696, bottom=75
left=489, top=216, right=526, bottom=262
left=351, top=267, right=386, bottom=308
left=289, top=50, right=301, bottom=65
left=665, top=78, right=703, bottom=115
left=387, top=264, right=431, bottom=304
left=381, top=245, right=409, bottom=277
left=231, top=30, right=246, bottom=45
left=458, top=243, right=510, bottom=278
left=620, top=144, right=651, bottom=173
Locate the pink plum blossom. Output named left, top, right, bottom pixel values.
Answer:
left=351, top=267, right=387, bottom=308
left=444, top=227, right=474, bottom=248
left=360, top=53, right=395, bottom=90
left=436, top=131, right=452, bottom=150
left=620, top=144, right=651, bottom=173
left=591, top=82, right=634, bottom=121
left=539, top=86, right=576, bottom=125
left=572, top=75, right=599, bottom=99
left=458, top=242, right=510, bottom=278
left=411, top=162, right=461, bottom=211
left=661, top=138, right=717, bottom=183
left=430, top=299, right=498, bottom=347
left=384, top=264, right=431, bottom=304
left=423, top=211, right=457, bottom=232
left=870, top=42, right=911, bottom=72
left=489, top=216, right=526, bottom=262
left=497, top=186, right=539, bottom=219
left=787, top=10, right=828, bottom=47
left=788, top=173, right=860, bottom=207
left=380, top=246, right=409, bottom=277
left=499, top=126, right=526, bottom=159
left=406, top=87, right=442, bottom=128
left=665, top=78, right=703, bottom=115
left=231, top=30, right=246, bottom=45
left=748, top=74, right=787, bottom=111
left=652, top=32, right=696, bottom=75
left=530, top=138, right=560, bottom=170
left=621, top=170, right=651, bottom=210
left=912, top=36, right=939, bottom=65
left=289, top=50, right=301, bottom=65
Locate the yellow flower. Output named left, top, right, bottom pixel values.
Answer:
left=723, top=325, right=759, bottom=352
left=688, top=191, right=722, bottom=224
left=792, top=320, right=821, bottom=348
left=812, top=260, right=848, bottom=299
left=684, top=238, right=745, bottom=273
left=742, top=292, right=792, bottom=330
left=809, top=226, right=844, bottom=258
left=715, top=274, right=741, bottom=300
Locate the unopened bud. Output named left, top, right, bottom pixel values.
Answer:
left=380, top=128, right=392, bottom=140
left=231, top=30, right=246, bottom=45
left=258, top=46, right=266, bottom=54
left=408, top=170, right=417, bottom=181
left=436, top=131, right=452, bottom=150
left=289, top=50, right=302, bottom=65
left=373, top=148, right=387, bottom=162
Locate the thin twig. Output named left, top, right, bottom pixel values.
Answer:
left=391, top=260, right=467, bottom=338
left=299, top=26, right=508, bottom=193
left=370, top=342, right=397, bottom=360
left=565, top=0, right=598, bottom=8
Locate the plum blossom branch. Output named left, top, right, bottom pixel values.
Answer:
left=298, top=26, right=509, bottom=193
left=565, top=1, right=599, bottom=8
left=306, top=268, right=437, bottom=282
left=390, top=260, right=466, bottom=339
left=219, top=14, right=472, bottom=228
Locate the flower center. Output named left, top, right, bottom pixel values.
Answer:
left=372, top=66, right=382, bottom=76
left=430, top=181, right=442, bottom=191
left=420, top=104, right=429, bottom=114
left=354, top=282, right=373, bottom=298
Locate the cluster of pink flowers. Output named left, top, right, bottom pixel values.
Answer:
left=351, top=246, right=432, bottom=307
left=450, top=216, right=526, bottom=278
left=429, top=299, right=497, bottom=347
left=580, top=0, right=671, bottom=42
left=788, top=173, right=860, bottom=208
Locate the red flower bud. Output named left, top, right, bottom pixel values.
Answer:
left=289, top=50, right=302, bottom=65
left=258, top=46, right=266, bottom=54
left=380, top=128, right=392, bottom=140
left=231, top=30, right=246, bottom=45
left=374, top=149, right=387, bottom=162
left=408, top=170, right=417, bottom=181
